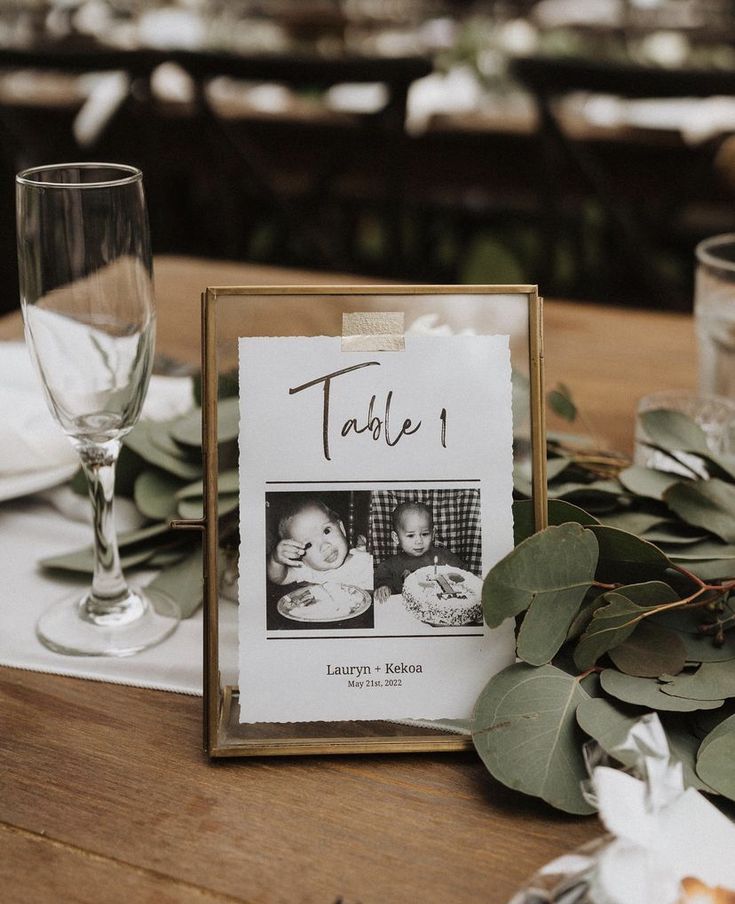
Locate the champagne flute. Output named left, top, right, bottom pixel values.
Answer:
left=16, top=163, right=180, bottom=656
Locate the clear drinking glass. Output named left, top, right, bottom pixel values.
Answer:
left=695, top=233, right=735, bottom=400
left=634, top=389, right=735, bottom=476
left=16, top=163, right=180, bottom=656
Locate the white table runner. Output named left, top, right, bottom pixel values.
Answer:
left=0, top=495, right=241, bottom=696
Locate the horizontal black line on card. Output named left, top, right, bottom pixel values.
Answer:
left=266, top=633, right=484, bottom=639
left=265, top=479, right=481, bottom=485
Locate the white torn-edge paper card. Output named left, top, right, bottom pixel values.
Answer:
left=237, top=334, right=515, bottom=723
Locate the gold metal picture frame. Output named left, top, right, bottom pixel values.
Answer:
left=188, top=285, right=547, bottom=759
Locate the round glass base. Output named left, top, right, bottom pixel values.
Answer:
left=36, top=587, right=180, bottom=657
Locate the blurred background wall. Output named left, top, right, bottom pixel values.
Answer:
left=3, top=0, right=735, bottom=313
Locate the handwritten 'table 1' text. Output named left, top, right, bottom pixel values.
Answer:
left=289, top=361, right=448, bottom=461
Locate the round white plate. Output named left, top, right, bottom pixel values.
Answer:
left=277, top=585, right=372, bottom=623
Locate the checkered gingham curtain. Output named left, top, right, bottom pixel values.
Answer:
left=368, top=489, right=482, bottom=576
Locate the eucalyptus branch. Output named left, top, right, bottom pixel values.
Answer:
left=625, top=580, right=735, bottom=635
left=699, top=615, right=735, bottom=647
left=476, top=397, right=735, bottom=814
left=672, top=562, right=708, bottom=590
left=575, top=666, right=603, bottom=682
left=673, top=562, right=735, bottom=595
left=572, top=451, right=631, bottom=479
left=546, top=440, right=631, bottom=480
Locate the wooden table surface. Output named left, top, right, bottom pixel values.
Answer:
left=0, top=256, right=698, bottom=904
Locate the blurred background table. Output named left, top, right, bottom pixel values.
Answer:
left=0, top=254, right=698, bottom=903
left=0, top=253, right=697, bottom=453
left=2, top=0, right=735, bottom=314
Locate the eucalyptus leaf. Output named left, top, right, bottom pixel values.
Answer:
left=697, top=712, right=735, bottom=759
left=649, top=604, right=735, bottom=642
left=589, top=525, right=671, bottom=584
left=124, top=421, right=202, bottom=479
left=661, top=662, right=735, bottom=701
left=549, top=480, right=623, bottom=500
left=642, top=523, right=709, bottom=546
left=666, top=540, right=735, bottom=561
left=147, top=547, right=189, bottom=568
left=662, top=718, right=717, bottom=794
left=69, top=468, right=86, bottom=495
left=176, top=469, right=239, bottom=500
left=671, top=560, right=735, bottom=581
left=119, top=522, right=176, bottom=545
left=193, top=370, right=238, bottom=406
left=167, top=407, right=204, bottom=447
left=576, top=697, right=711, bottom=792
left=115, top=445, right=146, bottom=497
left=548, top=384, right=577, bottom=422
left=512, top=472, right=533, bottom=498
left=134, top=470, right=183, bottom=521
left=546, top=456, right=573, bottom=482
left=618, top=466, right=681, bottom=502
left=547, top=430, right=598, bottom=450
left=639, top=409, right=711, bottom=456
left=512, top=499, right=599, bottom=547
left=41, top=545, right=158, bottom=574
left=598, top=511, right=666, bottom=536
left=177, top=493, right=239, bottom=520
left=566, top=592, right=607, bottom=641
left=664, top=479, right=735, bottom=544
left=147, top=420, right=198, bottom=459
left=608, top=621, right=688, bottom=678
left=142, top=420, right=202, bottom=469
left=599, top=669, right=724, bottom=712
left=573, top=582, right=679, bottom=670
left=170, top=396, right=240, bottom=446
left=691, top=704, right=735, bottom=741
left=472, top=663, right=595, bottom=815
left=696, top=715, right=735, bottom=800
left=492, top=526, right=600, bottom=666
left=145, top=548, right=203, bottom=618
left=558, top=495, right=620, bottom=515
left=699, top=708, right=735, bottom=753
left=41, top=522, right=174, bottom=573
left=483, top=523, right=598, bottom=639
left=698, top=452, right=735, bottom=482
left=576, top=696, right=640, bottom=759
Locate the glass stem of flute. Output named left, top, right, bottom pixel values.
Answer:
left=78, top=438, right=128, bottom=614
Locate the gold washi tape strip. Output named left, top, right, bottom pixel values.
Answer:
left=341, top=312, right=405, bottom=351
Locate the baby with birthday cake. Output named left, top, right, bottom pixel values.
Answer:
left=374, top=502, right=482, bottom=626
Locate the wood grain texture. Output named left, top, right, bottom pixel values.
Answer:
left=0, top=257, right=699, bottom=901
left=0, top=824, right=243, bottom=904
left=0, top=669, right=593, bottom=904
left=542, top=299, right=696, bottom=454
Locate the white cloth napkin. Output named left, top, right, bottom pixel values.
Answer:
left=0, top=341, right=194, bottom=481
left=0, top=344, right=78, bottom=475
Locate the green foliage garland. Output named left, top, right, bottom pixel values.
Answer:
left=474, top=408, right=735, bottom=814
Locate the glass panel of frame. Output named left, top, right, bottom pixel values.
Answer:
left=198, top=286, right=546, bottom=758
